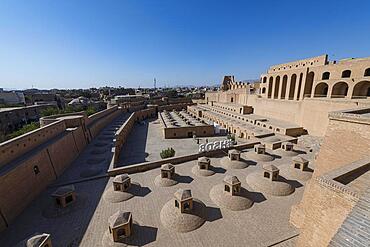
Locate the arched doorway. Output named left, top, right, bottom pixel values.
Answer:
left=352, top=81, right=370, bottom=98
left=331, top=82, right=349, bottom=98
left=289, top=74, right=297, bottom=100
left=281, top=75, right=288, bottom=99
left=314, top=83, right=328, bottom=97
left=303, top=72, right=314, bottom=98
left=268, top=77, right=273, bottom=98
left=274, top=76, right=280, bottom=99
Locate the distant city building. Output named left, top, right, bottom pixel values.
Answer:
left=0, top=91, right=25, bottom=105
left=68, top=96, right=90, bottom=106
left=24, top=92, right=65, bottom=109
left=0, top=104, right=56, bottom=141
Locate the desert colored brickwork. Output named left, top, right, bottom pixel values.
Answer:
left=0, top=54, right=369, bottom=247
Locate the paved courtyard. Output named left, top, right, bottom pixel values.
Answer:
left=118, top=118, right=229, bottom=166
left=0, top=115, right=319, bottom=247
left=79, top=156, right=307, bottom=247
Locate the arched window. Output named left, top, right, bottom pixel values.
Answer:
left=322, top=72, right=330, bottom=80
left=341, top=70, right=351, bottom=78
left=364, top=68, right=370, bottom=77
left=263, top=77, right=267, bottom=83
left=262, top=87, right=266, bottom=94
left=230, top=97, right=234, bottom=103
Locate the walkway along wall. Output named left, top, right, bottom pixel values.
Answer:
left=111, top=108, right=157, bottom=167
left=87, top=106, right=121, bottom=138
left=0, top=106, right=122, bottom=231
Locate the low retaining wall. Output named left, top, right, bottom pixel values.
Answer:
left=107, top=141, right=259, bottom=176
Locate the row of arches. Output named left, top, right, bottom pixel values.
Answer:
left=266, top=73, right=303, bottom=100
left=264, top=71, right=370, bottom=99
left=314, top=81, right=370, bottom=98
left=262, top=67, right=370, bottom=83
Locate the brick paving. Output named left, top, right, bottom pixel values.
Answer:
left=329, top=188, right=370, bottom=247
left=0, top=118, right=320, bottom=247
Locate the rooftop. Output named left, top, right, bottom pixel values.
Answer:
left=174, top=189, right=192, bottom=201
left=223, top=175, right=241, bottom=185
left=108, top=211, right=132, bottom=228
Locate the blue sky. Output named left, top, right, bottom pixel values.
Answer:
left=0, top=0, right=370, bottom=89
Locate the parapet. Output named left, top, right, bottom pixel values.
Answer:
left=292, top=156, right=370, bottom=247
left=328, top=107, right=370, bottom=124
left=267, top=54, right=328, bottom=73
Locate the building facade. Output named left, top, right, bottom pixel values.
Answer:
left=260, top=54, right=370, bottom=100
left=0, top=105, right=56, bottom=142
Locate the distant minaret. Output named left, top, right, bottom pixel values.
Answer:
left=154, top=78, right=157, bottom=89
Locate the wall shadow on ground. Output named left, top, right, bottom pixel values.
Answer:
left=118, top=118, right=157, bottom=166
left=0, top=114, right=131, bottom=247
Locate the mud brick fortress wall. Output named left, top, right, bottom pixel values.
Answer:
left=205, top=87, right=370, bottom=246
left=0, top=106, right=122, bottom=231
left=206, top=55, right=370, bottom=136
left=290, top=108, right=370, bottom=247
left=0, top=54, right=369, bottom=245
left=204, top=54, right=370, bottom=246
left=205, top=92, right=370, bottom=136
